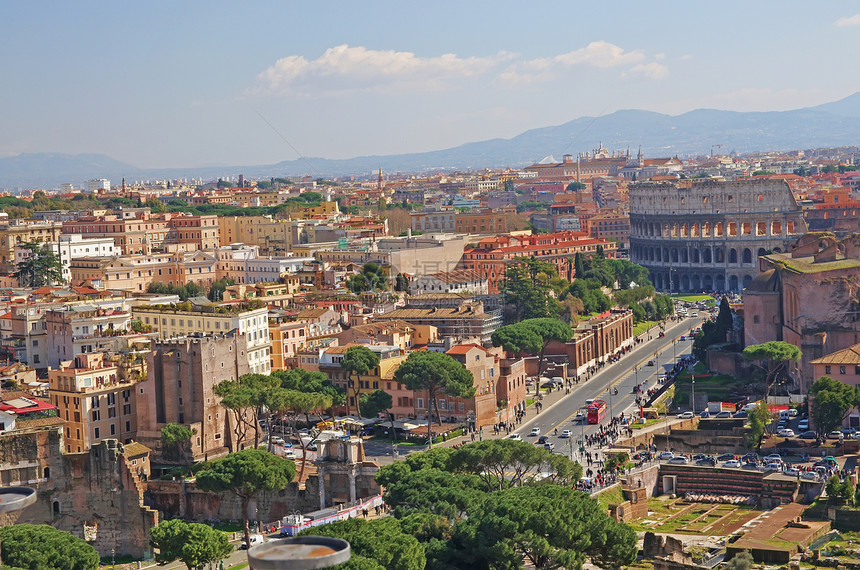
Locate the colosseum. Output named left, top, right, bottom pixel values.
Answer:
left=629, top=179, right=807, bottom=292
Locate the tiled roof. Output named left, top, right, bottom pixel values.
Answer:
left=811, top=343, right=860, bottom=365
left=446, top=343, right=487, bottom=355
left=424, top=270, right=486, bottom=284
left=123, top=441, right=151, bottom=457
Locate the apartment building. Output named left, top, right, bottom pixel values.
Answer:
left=454, top=210, right=507, bottom=235
left=137, top=333, right=253, bottom=463
left=269, top=314, right=310, bottom=372
left=0, top=220, right=64, bottom=273
left=215, top=244, right=312, bottom=285
left=69, top=250, right=218, bottom=291
left=44, top=306, right=135, bottom=369
left=218, top=216, right=293, bottom=253
left=48, top=353, right=139, bottom=453
left=0, top=303, right=52, bottom=369
left=132, top=303, right=271, bottom=373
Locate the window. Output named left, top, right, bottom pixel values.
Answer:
left=108, top=408, right=116, bottom=418
left=840, top=366, right=847, bottom=375
left=125, top=421, right=131, bottom=432
left=825, top=366, right=831, bottom=374
left=91, top=410, right=100, bottom=421
left=94, top=427, right=100, bottom=439
left=417, top=398, right=424, bottom=409
left=91, top=396, right=99, bottom=408
left=110, top=424, right=116, bottom=435
left=107, top=393, right=115, bottom=405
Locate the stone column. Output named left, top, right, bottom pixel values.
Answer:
left=318, top=465, right=326, bottom=510
left=348, top=468, right=357, bottom=503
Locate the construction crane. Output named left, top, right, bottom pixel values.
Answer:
left=711, top=144, right=723, bottom=158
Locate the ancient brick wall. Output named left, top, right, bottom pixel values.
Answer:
left=0, top=429, right=157, bottom=559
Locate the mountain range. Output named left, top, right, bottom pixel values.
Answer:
left=3, top=92, right=860, bottom=190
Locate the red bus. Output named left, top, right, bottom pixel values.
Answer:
left=587, top=400, right=607, bottom=424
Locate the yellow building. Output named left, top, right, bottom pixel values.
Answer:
left=291, top=201, right=340, bottom=219
left=0, top=220, right=64, bottom=273
left=69, top=250, right=218, bottom=291
left=48, top=353, right=140, bottom=453
left=219, top=216, right=292, bottom=253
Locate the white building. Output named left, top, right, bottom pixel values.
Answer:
left=87, top=178, right=111, bottom=192
left=411, top=269, right=489, bottom=295
left=14, top=234, right=119, bottom=284
left=216, top=244, right=313, bottom=285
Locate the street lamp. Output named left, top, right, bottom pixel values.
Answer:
left=691, top=377, right=696, bottom=415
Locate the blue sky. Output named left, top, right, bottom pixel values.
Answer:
left=2, top=1, right=860, bottom=169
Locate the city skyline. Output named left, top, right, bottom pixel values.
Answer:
left=3, top=1, right=860, bottom=169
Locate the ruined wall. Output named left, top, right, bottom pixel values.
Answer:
left=0, top=429, right=157, bottom=559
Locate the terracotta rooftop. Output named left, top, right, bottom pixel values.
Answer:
left=123, top=441, right=151, bottom=457
left=811, top=343, right=860, bottom=365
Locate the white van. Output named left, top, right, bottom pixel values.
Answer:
left=241, top=534, right=266, bottom=550
left=743, top=402, right=760, bottom=412
left=779, top=410, right=791, bottom=420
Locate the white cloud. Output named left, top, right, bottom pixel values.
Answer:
left=250, top=44, right=509, bottom=96
left=835, top=14, right=860, bottom=27
left=655, top=53, right=666, bottom=60
left=251, top=42, right=668, bottom=95
left=679, top=54, right=694, bottom=61
left=623, top=62, right=670, bottom=80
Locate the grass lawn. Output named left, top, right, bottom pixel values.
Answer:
left=631, top=417, right=666, bottom=430
left=596, top=484, right=624, bottom=511
left=526, top=398, right=534, bottom=408
left=633, top=320, right=659, bottom=336
left=674, top=373, right=748, bottom=407
left=213, top=521, right=244, bottom=533
left=227, top=564, right=249, bottom=570
left=672, top=294, right=713, bottom=303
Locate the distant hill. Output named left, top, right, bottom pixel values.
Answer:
left=3, top=92, right=860, bottom=189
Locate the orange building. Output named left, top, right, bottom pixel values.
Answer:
left=460, top=231, right=617, bottom=293
left=62, top=212, right=218, bottom=255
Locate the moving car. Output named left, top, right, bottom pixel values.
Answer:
left=677, top=411, right=694, bottom=419
left=783, top=468, right=800, bottom=477
left=722, top=460, right=741, bottom=468
left=537, top=435, right=549, bottom=445
left=716, top=411, right=732, bottom=418
left=657, top=451, right=674, bottom=460
left=530, top=427, right=541, bottom=436
left=647, top=360, right=655, bottom=366
left=696, top=457, right=717, bottom=467
left=699, top=410, right=710, bottom=418
left=508, top=433, right=523, bottom=441
left=733, top=410, right=748, bottom=418
left=717, top=453, right=736, bottom=462
left=560, top=430, right=572, bottom=438
left=668, top=456, right=689, bottom=465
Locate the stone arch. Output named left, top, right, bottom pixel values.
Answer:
left=742, top=248, right=752, bottom=264
left=729, top=248, right=738, bottom=264
left=702, top=222, right=711, bottom=237
left=681, top=274, right=690, bottom=291
left=729, top=275, right=739, bottom=291
left=691, top=274, right=701, bottom=291
left=715, top=222, right=724, bottom=237
left=691, top=223, right=700, bottom=237
left=742, top=275, right=753, bottom=289
left=681, top=223, right=688, bottom=237
left=703, top=248, right=712, bottom=263
left=714, top=248, right=724, bottom=263
left=671, top=248, right=679, bottom=263
left=771, top=220, right=782, bottom=235
left=773, top=247, right=782, bottom=253
left=715, top=274, right=725, bottom=290
left=741, top=221, right=752, bottom=236
left=692, top=249, right=700, bottom=263
left=757, top=247, right=767, bottom=258
left=671, top=223, right=679, bottom=237
left=681, top=249, right=688, bottom=263
left=703, top=275, right=713, bottom=290
left=728, top=222, right=738, bottom=237
left=53, top=500, right=60, bottom=515
left=753, top=315, right=760, bottom=324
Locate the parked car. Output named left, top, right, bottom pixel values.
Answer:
left=762, top=462, right=783, bottom=471
left=783, top=468, right=800, bottom=477
left=692, top=453, right=707, bottom=461
left=820, top=456, right=838, bottom=467
left=764, top=454, right=783, bottom=462
left=800, top=471, right=819, bottom=481
left=827, top=431, right=844, bottom=440
left=668, top=456, right=689, bottom=465
left=717, top=453, right=736, bottom=462
left=733, top=410, right=748, bottom=418
left=798, top=419, right=810, bottom=431
left=841, top=427, right=858, bottom=436
left=696, top=457, right=717, bottom=467
left=677, top=411, right=694, bottom=419
left=797, top=431, right=817, bottom=439
left=722, top=460, right=741, bottom=468
left=508, top=433, right=523, bottom=441
left=657, top=451, right=674, bottom=460
left=716, top=411, right=732, bottom=418
left=741, top=453, right=759, bottom=463
left=699, top=410, right=710, bottom=418
left=530, top=427, right=541, bottom=437
left=560, top=430, right=572, bottom=438
left=633, top=451, right=652, bottom=461
left=240, top=535, right=266, bottom=550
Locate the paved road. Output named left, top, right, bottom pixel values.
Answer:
left=510, top=315, right=705, bottom=455
left=363, top=314, right=707, bottom=463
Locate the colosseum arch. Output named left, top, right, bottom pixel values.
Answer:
left=671, top=248, right=679, bottom=263
left=681, top=223, right=688, bottom=237
left=729, top=248, right=738, bottom=264
left=729, top=275, right=739, bottom=291
left=715, top=222, right=724, bottom=237
left=728, top=222, right=738, bottom=237
left=681, top=249, right=688, bottom=263
left=692, top=249, right=700, bottom=263
left=702, top=222, right=711, bottom=237
left=691, top=275, right=701, bottom=291
left=691, top=223, right=700, bottom=237
left=714, top=248, right=724, bottom=263
left=703, top=248, right=712, bottom=263
left=703, top=275, right=713, bottom=289
left=757, top=247, right=767, bottom=258
left=743, top=275, right=753, bottom=289
left=742, top=248, right=752, bottom=264
left=715, top=274, right=725, bottom=290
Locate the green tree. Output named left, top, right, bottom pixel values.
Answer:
left=393, top=351, right=475, bottom=446
left=361, top=389, right=393, bottom=420
left=724, top=551, right=754, bottom=570
left=825, top=475, right=855, bottom=506
left=147, top=198, right=167, bottom=213
left=502, top=259, right=560, bottom=323
left=347, top=263, right=388, bottom=294
left=195, top=448, right=296, bottom=547
left=214, top=374, right=279, bottom=448
left=208, top=278, right=235, bottom=302
left=342, top=345, right=381, bottom=418
left=746, top=404, right=770, bottom=450
left=273, top=368, right=345, bottom=408
left=299, top=517, right=425, bottom=570
left=492, top=318, right=573, bottom=390
left=566, top=182, right=586, bottom=192
left=451, top=485, right=636, bottom=569
left=573, top=252, right=585, bottom=278
left=742, top=341, right=801, bottom=404
left=0, top=524, right=99, bottom=570
left=810, top=376, right=857, bottom=436
left=15, top=242, right=65, bottom=287
left=150, top=519, right=232, bottom=570
left=161, top=423, right=195, bottom=463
